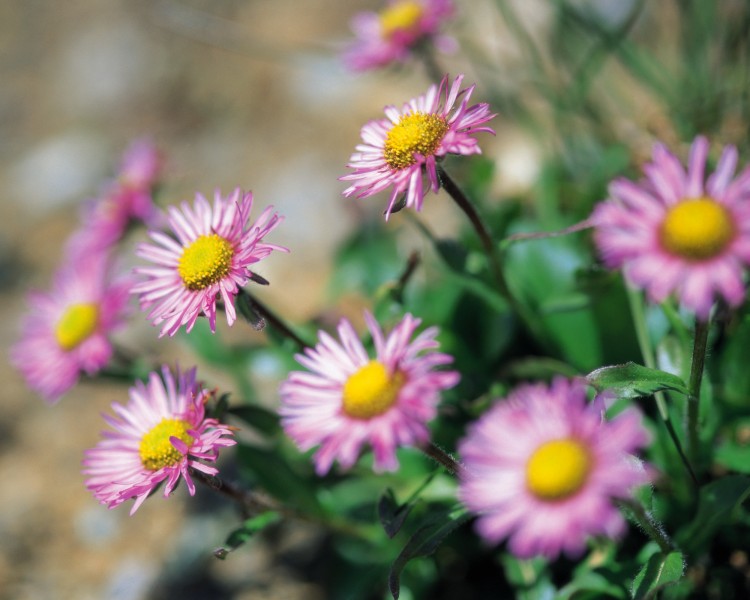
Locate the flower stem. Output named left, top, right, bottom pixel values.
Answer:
left=618, top=497, right=675, bottom=554
left=419, top=441, right=466, bottom=478
left=192, top=469, right=370, bottom=538
left=626, top=288, right=698, bottom=487
left=437, top=164, right=549, bottom=347
left=687, top=318, right=710, bottom=465
left=190, top=468, right=282, bottom=516
left=238, top=288, right=310, bottom=350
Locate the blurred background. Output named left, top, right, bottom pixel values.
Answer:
left=2, top=1, right=748, bottom=598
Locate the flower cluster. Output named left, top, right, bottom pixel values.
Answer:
left=10, top=3, right=750, bottom=595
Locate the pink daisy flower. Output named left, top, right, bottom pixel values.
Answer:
left=83, top=365, right=236, bottom=515
left=279, top=311, right=459, bottom=475
left=343, top=0, right=456, bottom=72
left=592, top=136, right=750, bottom=319
left=341, top=74, right=496, bottom=219
left=10, top=255, right=132, bottom=404
left=132, top=188, right=286, bottom=337
left=458, top=378, right=652, bottom=560
left=67, top=138, right=163, bottom=259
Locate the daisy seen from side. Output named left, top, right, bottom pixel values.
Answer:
left=67, top=138, right=163, bottom=259
left=592, top=136, right=750, bottom=319
left=341, top=74, right=496, bottom=219
left=132, top=188, right=286, bottom=337
left=279, top=311, right=459, bottom=475
left=10, top=255, right=132, bottom=404
left=83, top=365, right=236, bottom=515
left=458, top=377, right=652, bottom=560
left=343, top=0, right=456, bottom=72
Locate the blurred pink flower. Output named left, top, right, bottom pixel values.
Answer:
left=343, top=0, right=456, bottom=72
left=83, top=365, right=236, bottom=515
left=279, top=312, right=459, bottom=475
left=458, top=378, right=651, bottom=560
left=132, top=188, right=286, bottom=337
left=11, top=256, right=132, bottom=403
left=67, top=138, right=163, bottom=258
left=592, top=136, right=750, bottom=319
left=341, top=74, right=495, bottom=219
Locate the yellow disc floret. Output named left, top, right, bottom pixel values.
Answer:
left=342, top=360, right=406, bottom=419
left=178, top=234, right=234, bottom=290
left=526, top=438, right=592, bottom=501
left=384, top=112, right=449, bottom=170
left=660, top=197, right=735, bottom=260
left=139, top=418, right=194, bottom=471
left=55, top=303, right=99, bottom=351
left=380, top=1, right=424, bottom=38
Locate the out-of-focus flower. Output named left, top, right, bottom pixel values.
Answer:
left=67, top=138, right=163, bottom=258
left=83, top=365, right=236, bottom=515
left=592, top=136, right=750, bottom=319
left=341, top=74, right=495, bottom=219
left=279, top=312, right=459, bottom=475
left=343, top=0, right=456, bottom=72
left=458, top=378, right=651, bottom=560
left=132, top=188, right=286, bottom=337
left=10, top=256, right=132, bottom=403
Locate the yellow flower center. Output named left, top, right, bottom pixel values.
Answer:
left=660, top=198, right=735, bottom=260
left=139, top=418, right=194, bottom=471
left=384, top=112, right=449, bottom=170
left=526, top=438, right=592, bottom=501
left=54, top=303, right=99, bottom=351
left=177, top=234, right=234, bottom=290
left=380, top=1, right=424, bottom=38
left=342, top=360, right=406, bottom=419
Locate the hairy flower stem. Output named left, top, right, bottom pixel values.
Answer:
left=687, top=318, right=710, bottom=467
left=618, top=498, right=675, bottom=554
left=437, top=165, right=548, bottom=347
left=191, top=468, right=281, bottom=516
left=627, top=289, right=698, bottom=488
left=419, top=441, right=466, bottom=478
left=192, top=469, right=369, bottom=538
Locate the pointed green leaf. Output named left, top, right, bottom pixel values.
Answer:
left=378, top=488, right=414, bottom=539
left=677, top=475, right=750, bottom=553
left=586, top=362, right=689, bottom=398
left=631, top=551, right=684, bottom=599
left=388, top=508, right=471, bottom=599
left=214, top=511, right=282, bottom=559
left=228, top=404, right=281, bottom=435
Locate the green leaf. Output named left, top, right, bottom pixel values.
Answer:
left=500, top=554, right=550, bottom=589
left=557, top=570, right=627, bottom=599
left=236, top=443, right=324, bottom=517
left=214, top=511, right=282, bottom=559
left=720, top=315, right=750, bottom=405
left=677, top=475, right=750, bottom=553
left=378, top=488, right=414, bottom=539
left=388, top=508, right=471, bottom=599
left=228, top=404, right=281, bottom=436
left=631, top=552, right=684, bottom=600
left=586, top=362, right=689, bottom=398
